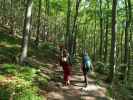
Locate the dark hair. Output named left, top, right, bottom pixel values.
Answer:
left=63, top=49, right=68, bottom=57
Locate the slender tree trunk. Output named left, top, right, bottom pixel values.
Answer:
left=93, top=4, right=97, bottom=62
left=71, top=0, right=81, bottom=35
left=104, top=18, right=108, bottom=63
left=107, top=0, right=117, bottom=83
left=46, top=0, right=50, bottom=16
left=84, top=25, right=87, bottom=49
left=2, top=0, right=6, bottom=24
left=104, top=0, right=109, bottom=63
left=71, top=0, right=81, bottom=56
left=45, top=0, right=50, bottom=41
left=54, top=16, right=57, bottom=46
left=124, top=0, right=131, bottom=64
left=73, top=26, right=78, bottom=56
left=124, top=0, right=131, bottom=83
left=35, top=0, right=42, bottom=46
left=65, top=0, right=71, bottom=49
left=129, top=25, right=132, bottom=65
left=9, top=0, right=14, bottom=35
left=20, top=0, right=33, bottom=64
left=121, top=31, right=124, bottom=63
left=99, top=0, right=103, bottom=61
left=124, top=0, right=128, bottom=64
left=81, top=26, right=84, bottom=52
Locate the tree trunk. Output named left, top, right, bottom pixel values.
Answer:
left=20, top=0, right=33, bottom=64
left=104, top=0, right=109, bottom=63
left=2, top=0, right=6, bottom=24
left=44, top=0, right=50, bottom=42
left=35, top=0, right=42, bottom=46
left=93, top=4, right=97, bottom=62
left=73, top=26, right=78, bottom=56
left=9, top=0, right=14, bottom=35
left=107, top=0, right=117, bottom=83
left=129, top=25, right=132, bottom=65
left=46, top=0, right=50, bottom=16
left=121, top=31, right=124, bottom=63
left=124, top=0, right=131, bottom=84
left=65, top=0, right=71, bottom=50
left=124, top=0, right=131, bottom=64
left=124, top=0, right=128, bottom=64
left=71, top=0, right=81, bottom=56
left=99, top=0, right=103, bottom=61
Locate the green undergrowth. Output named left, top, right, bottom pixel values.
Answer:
left=0, top=33, right=57, bottom=100
left=95, top=61, right=111, bottom=74
left=0, top=76, right=44, bottom=100
left=0, top=64, right=49, bottom=85
left=0, top=33, right=57, bottom=64
left=0, top=33, right=20, bottom=45
left=29, top=42, right=57, bottom=61
left=0, top=33, right=20, bottom=63
left=0, top=64, right=49, bottom=100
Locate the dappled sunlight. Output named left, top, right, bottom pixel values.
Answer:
left=83, top=84, right=102, bottom=91
left=0, top=41, right=20, bottom=48
left=47, top=92, right=64, bottom=100
left=71, top=75, right=83, bottom=81
left=45, top=64, right=111, bottom=100
left=0, top=0, right=131, bottom=99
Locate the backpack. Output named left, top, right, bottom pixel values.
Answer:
left=83, top=55, right=92, bottom=72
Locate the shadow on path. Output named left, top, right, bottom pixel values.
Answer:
left=46, top=64, right=110, bottom=100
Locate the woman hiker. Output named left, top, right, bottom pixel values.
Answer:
left=59, top=48, right=72, bottom=86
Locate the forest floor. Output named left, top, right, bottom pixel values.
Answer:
left=44, top=63, right=112, bottom=100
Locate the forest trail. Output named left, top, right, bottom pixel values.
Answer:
left=45, top=63, right=111, bottom=100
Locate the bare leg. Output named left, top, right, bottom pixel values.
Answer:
left=84, top=73, right=88, bottom=86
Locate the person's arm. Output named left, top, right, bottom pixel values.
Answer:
left=90, top=63, right=94, bottom=71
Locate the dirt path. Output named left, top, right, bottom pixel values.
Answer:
left=46, top=64, right=111, bottom=100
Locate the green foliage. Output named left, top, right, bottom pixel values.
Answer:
left=0, top=77, right=44, bottom=100
left=107, top=86, right=113, bottom=98
left=18, top=67, right=37, bottom=81
left=0, top=64, right=48, bottom=100
left=115, top=64, right=127, bottom=81
left=113, top=83, right=133, bottom=100
left=0, top=33, right=20, bottom=63
left=0, top=64, right=17, bottom=75
left=39, top=42, right=56, bottom=51
left=113, top=64, right=133, bottom=100
left=0, top=46, right=19, bottom=63
left=119, top=86, right=133, bottom=100
left=0, top=75, right=5, bottom=80
left=95, top=62, right=110, bottom=74
left=0, top=33, right=20, bottom=45
left=33, top=42, right=57, bottom=60
left=35, top=75, right=48, bottom=89
left=0, top=64, right=48, bottom=85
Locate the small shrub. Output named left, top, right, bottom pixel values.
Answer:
left=95, top=62, right=105, bottom=73
left=0, top=75, right=5, bottom=80
left=0, top=64, right=38, bottom=81
left=95, top=62, right=111, bottom=74
left=18, top=67, right=37, bottom=81
left=35, top=75, right=48, bottom=89
left=0, top=77, right=44, bottom=100
left=107, top=86, right=113, bottom=98
left=0, top=64, right=17, bottom=75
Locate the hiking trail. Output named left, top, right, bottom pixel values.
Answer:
left=44, top=63, right=111, bottom=100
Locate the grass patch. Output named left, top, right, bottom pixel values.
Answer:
left=0, top=33, right=20, bottom=45
left=0, top=76, right=44, bottom=100
left=0, top=64, right=48, bottom=100
left=0, top=33, right=20, bottom=64
left=0, top=33, right=56, bottom=99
